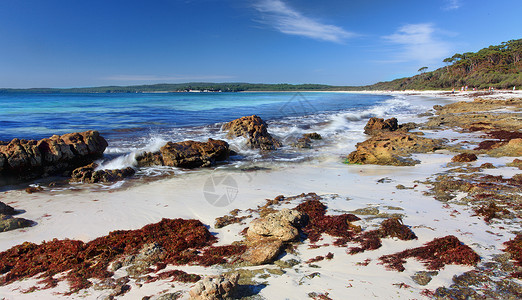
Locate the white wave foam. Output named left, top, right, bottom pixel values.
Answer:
left=97, top=135, right=168, bottom=170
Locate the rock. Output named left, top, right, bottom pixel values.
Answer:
left=364, top=117, right=398, bottom=135
left=136, top=139, right=229, bottom=169
left=411, top=271, right=438, bottom=286
left=0, top=131, right=107, bottom=180
left=0, top=215, right=33, bottom=232
left=292, top=137, right=312, bottom=149
left=488, top=138, right=522, bottom=157
left=303, top=132, right=322, bottom=140
left=451, top=153, right=478, bottom=162
left=508, top=158, right=522, bottom=169
left=123, top=243, right=166, bottom=277
left=189, top=273, right=239, bottom=300
left=222, top=115, right=282, bottom=150
left=70, top=163, right=135, bottom=183
left=247, top=209, right=306, bottom=242
left=242, top=238, right=284, bottom=265
left=25, top=185, right=43, bottom=193
left=0, top=201, right=16, bottom=215
left=347, top=132, right=444, bottom=166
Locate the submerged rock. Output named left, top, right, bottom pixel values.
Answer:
left=189, top=273, right=239, bottom=300
left=0, top=130, right=108, bottom=181
left=71, top=163, right=135, bottom=183
left=222, top=115, right=282, bottom=150
left=347, top=132, right=444, bottom=166
left=136, top=138, right=230, bottom=169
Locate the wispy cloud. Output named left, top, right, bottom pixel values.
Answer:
left=443, top=0, right=461, bottom=10
left=382, top=23, right=452, bottom=65
left=102, top=75, right=235, bottom=82
left=253, top=0, right=353, bottom=43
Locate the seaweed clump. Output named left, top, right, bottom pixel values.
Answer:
left=0, top=218, right=245, bottom=294
left=379, top=235, right=480, bottom=272
left=294, top=199, right=360, bottom=244
left=349, top=218, right=417, bottom=254
left=504, top=234, right=522, bottom=278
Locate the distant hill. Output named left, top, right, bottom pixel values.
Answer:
left=1, top=39, right=520, bottom=93
left=0, top=82, right=355, bottom=94
left=366, top=39, right=522, bottom=90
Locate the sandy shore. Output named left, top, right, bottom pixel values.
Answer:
left=1, top=91, right=521, bottom=299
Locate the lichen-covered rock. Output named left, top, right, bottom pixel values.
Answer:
left=247, top=209, right=306, bottom=242
left=189, top=273, right=239, bottom=300
left=451, top=153, right=478, bottom=162
left=241, top=238, right=284, bottom=265
left=0, top=201, right=16, bottom=215
left=0, top=131, right=107, bottom=180
left=347, top=132, right=444, bottom=166
left=222, top=115, right=282, bottom=150
left=71, top=163, right=135, bottom=183
left=136, top=139, right=229, bottom=169
left=364, top=117, right=399, bottom=135
left=0, top=215, right=33, bottom=232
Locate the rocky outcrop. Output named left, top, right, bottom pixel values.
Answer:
left=136, top=138, right=229, bottom=169
left=189, top=273, right=239, bottom=300
left=222, top=115, right=282, bottom=150
left=71, top=163, right=135, bottom=183
left=347, top=132, right=444, bottom=166
left=364, top=117, right=399, bottom=135
left=0, top=131, right=108, bottom=181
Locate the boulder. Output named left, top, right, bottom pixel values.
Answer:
left=241, top=238, right=284, bottom=265
left=71, top=163, right=135, bottom=183
left=364, top=117, right=399, bottom=135
left=347, top=132, right=444, bottom=166
left=0, top=131, right=107, bottom=180
left=304, top=132, right=322, bottom=140
left=247, top=209, right=306, bottom=242
left=189, top=273, right=239, bottom=300
left=222, top=115, right=282, bottom=150
left=136, top=139, right=230, bottom=169
left=291, top=137, right=312, bottom=149
left=0, top=215, right=33, bottom=232
left=0, top=201, right=16, bottom=215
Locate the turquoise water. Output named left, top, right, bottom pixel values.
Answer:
left=0, top=92, right=390, bottom=142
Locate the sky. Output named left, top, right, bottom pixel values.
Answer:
left=0, top=0, right=521, bottom=88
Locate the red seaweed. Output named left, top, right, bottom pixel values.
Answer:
left=379, top=235, right=480, bottom=272
left=504, top=234, right=522, bottom=278
left=0, top=218, right=240, bottom=293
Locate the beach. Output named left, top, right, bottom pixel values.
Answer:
left=1, top=91, right=521, bottom=299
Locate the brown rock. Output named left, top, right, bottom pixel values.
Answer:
left=247, top=209, right=305, bottom=242
left=0, top=131, right=107, bottom=180
left=242, top=238, right=284, bottom=265
left=451, top=153, right=478, bottom=163
left=189, top=273, right=239, bottom=300
left=136, top=139, right=229, bottom=169
left=364, top=117, right=399, bottom=135
left=347, top=132, right=444, bottom=166
left=303, top=132, right=322, bottom=140
left=71, top=163, right=135, bottom=183
left=222, top=115, right=282, bottom=150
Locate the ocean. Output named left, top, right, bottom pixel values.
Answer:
left=0, top=92, right=440, bottom=179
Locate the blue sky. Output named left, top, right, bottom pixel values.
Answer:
left=0, top=0, right=521, bottom=88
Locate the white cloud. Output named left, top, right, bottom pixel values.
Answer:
left=103, top=75, right=234, bottom=82
left=383, top=23, right=452, bottom=65
left=443, top=0, right=461, bottom=10
left=254, top=0, right=353, bottom=43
